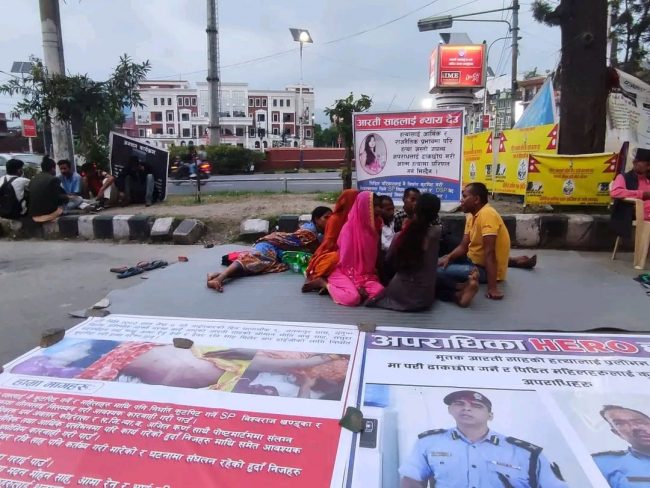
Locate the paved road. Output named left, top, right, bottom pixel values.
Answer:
left=0, top=241, right=198, bottom=366
left=167, top=172, right=354, bottom=195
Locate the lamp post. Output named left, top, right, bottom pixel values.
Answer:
left=289, top=28, right=312, bottom=170
left=418, top=0, right=520, bottom=128
left=483, top=36, right=513, bottom=128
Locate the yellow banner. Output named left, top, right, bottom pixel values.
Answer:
left=525, top=153, right=618, bottom=205
left=493, top=124, right=558, bottom=195
left=462, top=131, right=494, bottom=190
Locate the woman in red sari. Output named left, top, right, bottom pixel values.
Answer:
left=327, top=191, right=384, bottom=306
left=302, top=189, right=359, bottom=293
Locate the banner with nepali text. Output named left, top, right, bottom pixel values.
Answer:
left=525, top=152, right=618, bottom=206
left=462, top=130, right=494, bottom=191
left=493, top=123, right=558, bottom=195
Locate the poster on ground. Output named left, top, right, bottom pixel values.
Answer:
left=462, top=130, right=494, bottom=191
left=354, top=110, right=464, bottom=203
left=494, top=123, right=558, bottom=195
left=109, top=132, right=169, bottom=201
left=347, top=327, right=650, bottom=488
left=525, top=152, right=618, bottom=206
left=0, top=315, right=361, bottom=488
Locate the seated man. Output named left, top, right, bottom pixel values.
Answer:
left=610, top=148, right=650, bottom=239
left=0, top=159, right=30, bottom=219
left=380, top=195, right=396, bottom=252
left=438, top=183, right=511, bottom=300
left=57, top=159, right=84, bottom=212
left=393, top=187, right=420, bottom=233
left=115, top=156, right=155, bottom=207
left=28, top=157, right=70, bottom=222
left=81, top=162, right=116, bottom=208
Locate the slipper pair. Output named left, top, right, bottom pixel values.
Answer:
left=111, top=260, right=168, bottom=279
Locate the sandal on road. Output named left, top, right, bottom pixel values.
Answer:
left=117, top=267, right=145, bottom=279
left=139, top=260, right=168, bottom=271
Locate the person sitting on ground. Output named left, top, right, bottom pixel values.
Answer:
left=394, top=187, right=420, bottom=232
left=115, top=155, right=156, bottom=207
left=0, top=159, right=30, bottom=219
left=207, top=206, right=332, bottom=292
left=438, top=183, right=535, bottom=300
left=57, top=159, right=84, bottom=212
left=28, top=157, right=71, bottom=222
left=327, top=191, right=384, bottom=307
left=81, top=162, right=116, bottom=208
left=610, top=147, right=650, bottom=240
left=368, top=193, right=479, bottom=312
left=302, top=189, right=359, bottom=293
left=380, top=195, right=396, bottom=251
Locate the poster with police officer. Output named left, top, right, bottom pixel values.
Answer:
left=347, top=328, right=650, bottom=488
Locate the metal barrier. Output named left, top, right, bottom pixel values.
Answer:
left=168, top=175, right=352, bottom=192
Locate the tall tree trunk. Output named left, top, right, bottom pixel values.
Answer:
left=558, top=0, right=608, bottom=154
left=343, top=144, right=352, bottom=190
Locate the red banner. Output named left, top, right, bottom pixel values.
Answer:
left=21, top=120, right=37, bottom=138
left=354, top=111, right=463, bottom=130
left=0, top=389, right=341, bottom=488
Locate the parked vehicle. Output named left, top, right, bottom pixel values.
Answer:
left=0, top=153, right=43, bottom=177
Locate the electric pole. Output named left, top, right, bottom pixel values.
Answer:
left=39, top=0, right=74, bottom=162
left=510, top=0, right=519, bottom=128
left=206, top=0, right=220, bottom=145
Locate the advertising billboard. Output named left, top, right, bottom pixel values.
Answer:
left=429, top=44, right=486, bottom=92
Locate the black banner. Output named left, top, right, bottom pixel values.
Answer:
left=109, top=132, right=169, bottom=201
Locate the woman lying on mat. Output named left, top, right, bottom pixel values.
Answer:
left=206, top=206, right=332, bottom=292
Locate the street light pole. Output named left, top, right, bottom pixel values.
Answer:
left=510, top=0, right=520, bottom=128
left=483, top=36, right=512, bottom=123
left=289, top=28, right=312, bottom=171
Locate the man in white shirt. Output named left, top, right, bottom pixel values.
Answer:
left=380, top=195, right=396, bottom=251
left=0, top=159, right=30, bottom=218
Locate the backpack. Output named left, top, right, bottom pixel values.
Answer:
left=0, top=176, right=22, bottom=219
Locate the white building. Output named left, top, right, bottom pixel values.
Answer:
left=125, top=80, right=314, bottom=151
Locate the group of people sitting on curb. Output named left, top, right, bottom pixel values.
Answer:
left=206, top=183, right=537, bottom=312
left=0, top=155, right=157, bottom=223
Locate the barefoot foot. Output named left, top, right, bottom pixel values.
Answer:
left=457, top=271, right=480, bottom=308
left=302, top=277, right=327, bottom=293
left=207, top=278, right=225, bottom=292
left=510, top=255, right=537, bottom=269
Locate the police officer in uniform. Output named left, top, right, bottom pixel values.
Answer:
left=593, top=405, right=650, bottom=487
left=399, top=390, right=568, bottom=488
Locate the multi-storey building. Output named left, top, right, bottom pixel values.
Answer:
left=122, top=80, right=314, bottom=151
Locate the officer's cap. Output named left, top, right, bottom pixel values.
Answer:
left=443, top=390, right=492, bottom=410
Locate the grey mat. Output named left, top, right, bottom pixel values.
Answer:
left=108, top=245, right=649, bottom=332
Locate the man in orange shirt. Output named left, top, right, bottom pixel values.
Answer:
left=438, top=183, right=534, bottom=300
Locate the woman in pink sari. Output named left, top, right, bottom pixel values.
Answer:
left=328, top=191, right=384, bottom=306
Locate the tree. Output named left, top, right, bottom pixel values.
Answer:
left=0, top=54, right=150, bottom=168
left=609, top=0, right=650, bottom=81
left=533, top=0, right=608, bottom=154
left=313, top=123, right=339, bottom=148
left=324, top=93, right=372, bottom=189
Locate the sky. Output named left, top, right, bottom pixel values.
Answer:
left=0, top=0, right=561, bottom=126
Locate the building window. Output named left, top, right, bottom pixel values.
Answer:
left=152, top=112, right=162, bottom=122
left=272, top=128, right=279, bottom=135
left=272, top=113, right=279, bottom=123
left=153, top=98, right=158, bottom=106
left=254, top=141, right=260, bottom=149
left=263, top=141, right=268, bottom=148
left=168, top=98, right=172, bottom=105
left=273, top=99, right=277, bottom=107
left=262, top=99, right=267, bottom=107
left=306, top=129, right=312, bottom=138
left=179, top=98, right=184, bottom=107
left=236, top=128, right=244, bottom=137
left=286, top=99, right=290, bottom=107
left=191, top=97, right=197, bottom=106
left=192, top=127, right=197, bottom=137
left=161, top=98, right=165, bottom=106
left=249, top=128, right=256, bottom=137
left=255, top=98, right=260, bottom=107
left=138, top=129, right=145, bottom=137
left=182, top=128, right=191, bottom=138
left=167, top=127, right=174, bottom=134
left=154, top=128, right=163, bottom=135
left=184, top=97, right=190, bottom=106
left=257, top=113, right=265, bottom=122
left=249, top=98, right=254, bottom=107
left=280, top=99, right=284, bottom=107
left=283, top=113, right=292, bottom=123
left=166, top=112, right=173, bottom=122
left=181, top=113, right=190, bottom=122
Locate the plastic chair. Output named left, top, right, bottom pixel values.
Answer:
left=612, top=197, right=650, bottom=269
